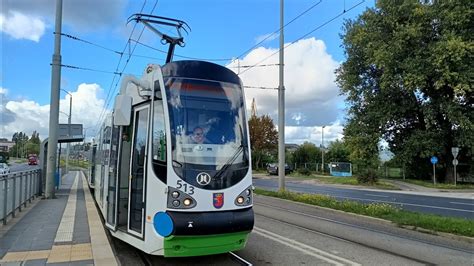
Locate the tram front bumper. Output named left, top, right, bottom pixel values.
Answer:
left=163, top=231, right=250, bottom=257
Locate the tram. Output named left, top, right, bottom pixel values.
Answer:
left=90, top=59, right=254, bottom=256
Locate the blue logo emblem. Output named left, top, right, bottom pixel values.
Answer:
left=213, top=193, right=224, bottom=209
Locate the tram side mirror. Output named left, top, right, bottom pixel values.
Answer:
left=113, top=95, right=132, bottom=126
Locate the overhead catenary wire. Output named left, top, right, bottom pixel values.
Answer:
left=243, top=85, right=278, bottom=90
left=131, top=39, right=232, bottom=62
left=238, top=0, right=365, bottom=76
left=53, top=63, right=121, bottom=75
left=60, top=32, right=165, bottom=61
left=94, top=0, right=150, bottom=132
left=233, top=0, right=323, bottom=63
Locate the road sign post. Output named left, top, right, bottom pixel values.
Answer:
left=430, top=156, right=438, bottom=185
left=451, top=147, right=459, bottom=186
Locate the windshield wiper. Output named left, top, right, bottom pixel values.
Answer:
left=212, top=144, right=245, bottom=181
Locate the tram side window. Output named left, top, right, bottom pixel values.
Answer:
left=153, top=99, right=167, bottom=183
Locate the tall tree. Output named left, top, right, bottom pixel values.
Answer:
left=248, top=114, right=278, bottom=169
left=292, top=142, right=321, bottom=168
left=337, top=0, right=473, bottom=181
left=326, top=140, right=350, bottom=163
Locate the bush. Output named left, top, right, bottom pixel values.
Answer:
left=357, top=168, right=378, bottom=184
left=298, top=167, right=312, bottom=176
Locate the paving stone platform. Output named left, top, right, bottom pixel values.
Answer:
left=0, top=171, right=117, bottom=266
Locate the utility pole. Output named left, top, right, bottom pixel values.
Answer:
left=321, top=125, right=325, bottom=174
left=278, top=0, right=286, bottom=191
left=45, top=0, right=63, bottom=199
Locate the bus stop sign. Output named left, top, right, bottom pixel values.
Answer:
left=430, top=156, right=438, bottom=164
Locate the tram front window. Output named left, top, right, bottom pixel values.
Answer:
left=165, top=78, right=249, bottom=190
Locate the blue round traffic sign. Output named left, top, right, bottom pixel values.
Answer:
left=430, top=156, right=438, bottom=164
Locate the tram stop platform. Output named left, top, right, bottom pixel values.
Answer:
left=0, top=171, right=118, bottom=265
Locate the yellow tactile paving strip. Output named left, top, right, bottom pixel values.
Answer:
left=0, top=243, right=92, bottom=263
left=81, top=172, right=118, bottom=266
left=55, top=173, right=79, bottom=243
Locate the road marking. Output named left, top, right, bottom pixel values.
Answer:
left=364, top=194, right=389, bottom=198
left=253, top=227, right=360, bottom=266
left=449, top=201, right=474, bottom=206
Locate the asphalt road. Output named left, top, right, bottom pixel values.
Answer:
left=7, top=162, right=40, bottom=173
left=253, top=177, right=474, bottom=219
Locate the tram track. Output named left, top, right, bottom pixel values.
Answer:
left=135, top=248, right=253, bottom=265
left=254, top=201, right=473, bottom=254
left=229, top=251, right=253, bottom=266
left=254, top=201, right=473, bottom=265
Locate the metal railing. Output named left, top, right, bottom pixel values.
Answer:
left=0, top=169, right=42, bottom=225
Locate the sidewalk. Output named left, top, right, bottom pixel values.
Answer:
left=0, top=171, right=117, bottom=265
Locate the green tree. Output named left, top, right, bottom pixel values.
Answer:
left=292, top=142, right=321, bottom=170
left=326, top=140, right=350, bottom=163
left=336, top=0, right=473, bottom=181
left=248, top=114, right=278, bottom=169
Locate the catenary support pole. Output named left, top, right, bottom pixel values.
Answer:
left=45, top=0, right=63, bottom=199
left=278, top=0, right=286, bottom=191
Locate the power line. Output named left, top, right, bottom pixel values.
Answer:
left=233, top=0, right=323, bottom=63
left=54, top=63, right=121, bottom=75
left=94, top=0, right=149, bottom=132
left=239, top=0, right=365, bottom=76
left=58, top=32, right=122, bottom=55
left=243, top=85, right=278, bottom=90
left=131, top=39, right=232, bottom=62
left=60, top=32, right=165, bottom=61
left=228, top=63, right=279, bottom=69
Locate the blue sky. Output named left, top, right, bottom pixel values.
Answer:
left=1, top=0, right=373, bottom=144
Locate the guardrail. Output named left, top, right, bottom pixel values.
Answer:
left=0, top=169, right=42, bottom=225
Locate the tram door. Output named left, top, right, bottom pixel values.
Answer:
left=128, top=105, right=149, bottom=236
left=105, top=126, right=120, bottom=230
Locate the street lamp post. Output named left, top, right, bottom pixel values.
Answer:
left=321, top=126, right=326, bottom=174
left=60, top=89, right=72, bottom=174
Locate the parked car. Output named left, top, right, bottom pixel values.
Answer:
left=0, top=163, right=10, bottom=175
left=28, top=154, right=38, bottom=165
left=266, top=163, right=292, bottom=175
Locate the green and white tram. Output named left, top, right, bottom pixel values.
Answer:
left=90, top=60, right=254, bottom=257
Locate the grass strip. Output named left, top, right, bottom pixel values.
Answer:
left=255, top=188, right=474, bottom=237
left=400, top=179, right=474, bottom=189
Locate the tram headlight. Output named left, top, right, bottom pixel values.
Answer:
left=172, top=200, right=180, bottom=207
left=167, top=187, right=197, bottom=209
left=235, top=185, right=253, bottom=206
left=183, top=198, right=193, bottom=206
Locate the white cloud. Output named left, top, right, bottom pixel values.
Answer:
left=1, top=83, right=107, bottom=141
left=285, top=122, right=344, bottom=146
left=228, top=37, right=344, bottom=144
left=255, top=32, right=279, bottom=44
left=3, top=0, right=126, bottom=32
left=0, top=11, right=46, bottom=42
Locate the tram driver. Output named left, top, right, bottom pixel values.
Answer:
left=189, top=126, right=211, bottom=144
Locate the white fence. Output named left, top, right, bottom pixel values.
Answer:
left=0, top=169, right=42, bottom=225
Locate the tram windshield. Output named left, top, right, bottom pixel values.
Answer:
left=164, top=77, right=249, bottom=190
